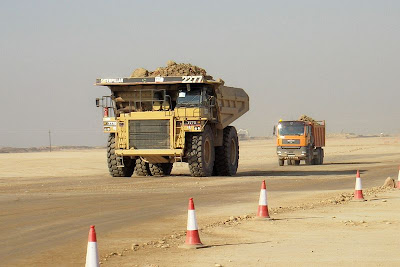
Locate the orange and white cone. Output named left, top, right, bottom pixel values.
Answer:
left=180, top=198, right=205, bottom=249
left=256, top=180, right=271, bottom=220
left=353, top=170, right=365, bottom=201
left=85, top=225, right=99, bottom=267
left=397, top=166, right=400, bottom=189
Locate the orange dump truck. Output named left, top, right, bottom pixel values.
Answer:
left=274, top=119, right=325, bottom=166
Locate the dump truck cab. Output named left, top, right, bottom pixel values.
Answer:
left=274, top=119, right=325, bottom=166
left=95, top=75, right=249, bottom=177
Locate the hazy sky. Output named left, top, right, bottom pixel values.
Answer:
left=1, top=0, right=399, bottom=147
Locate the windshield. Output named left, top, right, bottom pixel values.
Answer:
left=278, top=122, right=305, bottom=136
left=177, top=90, right=202, bottom=107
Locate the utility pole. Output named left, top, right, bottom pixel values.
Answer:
left=48, top=130, right=52, bottom=152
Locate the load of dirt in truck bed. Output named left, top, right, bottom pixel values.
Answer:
left=130, top=60, right=208, bottom=78
left=299, top=115, right=320, bottom=124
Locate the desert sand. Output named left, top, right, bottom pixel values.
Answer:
left=0, top=136, right=399, bottom=266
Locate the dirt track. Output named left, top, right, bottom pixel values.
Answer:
left=0, top=136, right=399, bottom=266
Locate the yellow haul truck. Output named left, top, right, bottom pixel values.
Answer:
left=95, top=75, right=249, bottom=177
left=274, top=119, right=326, bottom=166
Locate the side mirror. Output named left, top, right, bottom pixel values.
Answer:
left=95, top=98, right=100, bottom=107
left=273, top=125, right=276, bottom=136
left=209, top=96, right=216, bottom=106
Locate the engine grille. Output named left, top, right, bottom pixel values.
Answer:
left=129, top=120, right=170, bottom=149
left=282, top=139, right=300, bottom=144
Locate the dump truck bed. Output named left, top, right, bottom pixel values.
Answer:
left=313, top=121, right=326, bottom=147
left=216, top=86, right=249, bottom=129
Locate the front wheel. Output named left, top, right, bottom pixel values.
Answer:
left=107, top=134, right=135, bottom=177
left=305, top=150, right=313, bottom=165
left=278, top=159, right=284, bottom=166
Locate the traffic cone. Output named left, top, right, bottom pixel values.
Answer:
left=353, top=170, right=366, bottom=201
left=179, top=198, right=205, bottom=249
left=256, top=180, right=271, bottom=220
left=397, top=166, right=400, bottom=189
left=85, top=225, right=99, bottom=267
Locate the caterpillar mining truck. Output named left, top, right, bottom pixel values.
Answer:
left=95, top=75, right=249, bottom=177
left=273, top=118, right=326, bottom=166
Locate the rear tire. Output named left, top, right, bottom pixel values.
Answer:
left=294, top=160, right=300, bottom=165
left=149, top=163, right=173, bottom=176
left=214, top=126, right=239, bottom=176
left=288, top=159, right=293, bottom=165
left=107, top=134, right=135, bottom=177
left=320, top=149, right=324, bottom=165
left=134, top=158, right=152, bottom=176
left=186, top=125, right=215, bottom=177
left=312, top=153, right=318, bottom=165
left=278, top=159, right=284, bottom=166
left=312, top=148, right=323, bottom=165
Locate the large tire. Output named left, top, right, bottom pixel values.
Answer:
left=186, top=125, right=215, bottom=177
left=312, top=153, right=318, bottom=165
left=313, top=148, right=323, bottom=165
left=214, top=126, right=239, bottom=176
left=107, top=134, right=135, bottom=177
left=278, top=159, right=284, bottom=166
left=320, top=149, right=324, bottom=165
left=134, top=158, right=152, bottom=176
left=288, top=159, right=293, bottom=165
left=305, top=148, right=313, bottom=165
left=149, top=163, right=173, bottom=176
left=294, top=160, right=300, bottom=165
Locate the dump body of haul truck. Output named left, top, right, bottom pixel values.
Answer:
left=95, top=75, right=249, bottom=177
left=274, top=120, right=325, bottom=166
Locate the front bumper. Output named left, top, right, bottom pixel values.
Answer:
left=277, top=146, right=308, bottom=160
left=115, top=149, right=183, bottom=157
left=115, top=148, right=184, bottom=164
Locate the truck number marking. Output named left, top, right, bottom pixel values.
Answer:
left=182, top=76, right=203, bottom=83
left=101, top=78, right=123, bottom=83
left=155, top=77, right=164, bottom=83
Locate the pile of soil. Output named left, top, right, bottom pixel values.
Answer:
left=299, top=115, right=319, bottom=124
left=130, top=61, right=208, bottom=78
left=383, top=177, right=396, bottom=188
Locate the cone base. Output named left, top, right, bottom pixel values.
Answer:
left=179, top=243, right=207, bottom=249
left=257, top=206, right=270, bottom=218
left=352, top=198, right=366, bottom=202
left=255, top=216, right=272, bottom=221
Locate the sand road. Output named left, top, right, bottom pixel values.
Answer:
left=0, top=136, right=399, bottom=266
